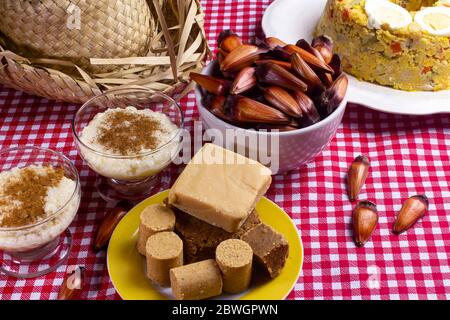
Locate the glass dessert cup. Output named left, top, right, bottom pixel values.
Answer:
left=72, top=88, right=184, bottom=202
left=0, top=146, right=81, bottom=278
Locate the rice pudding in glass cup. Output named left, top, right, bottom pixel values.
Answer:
left=0, top=146, right=81, bottom=278
left=72, top=88, right=184, bottom=202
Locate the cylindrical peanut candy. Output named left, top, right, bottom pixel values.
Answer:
left=170, top=259, right=223, bottom=300
left=215, top=239, right=253, bottom=293
left=146, top=231, right=183, bottom=287
left=137, top=204, right=175, bottom=255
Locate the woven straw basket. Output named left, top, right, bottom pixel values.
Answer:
left=0, top=0, right=210, bottom=104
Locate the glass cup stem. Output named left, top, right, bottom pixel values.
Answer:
left=0, top=230, right=72, bottom=278
left=8, top=237, right=61, bottom=262
left=95, top=175, right=160, bottom=202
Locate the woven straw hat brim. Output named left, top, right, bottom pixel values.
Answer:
left=0, top=0, right=210, bottom=103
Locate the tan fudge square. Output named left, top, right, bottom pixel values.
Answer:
left=168, top=143, right=272, bottom=233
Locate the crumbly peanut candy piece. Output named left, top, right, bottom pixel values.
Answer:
left=241, top=223, right=289, bottom=278
left=170, top=259, right=223, bottom=300
left=146, top=231, right=183, bottom=287
left=168, top=143, right=272, bottom=233
left=137, top=204, right=176, bottom=255
left=216, top=239, right=253, bottom=294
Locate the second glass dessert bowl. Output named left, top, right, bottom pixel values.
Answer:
left=72, top=88, right=184, bottom=202
left=0, top=146, right=81, bottom=278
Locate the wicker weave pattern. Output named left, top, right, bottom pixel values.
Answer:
left=0, top=0, right=209, bottom=104
left=0, top=58, right=103, bottom=103
left=0, top=0, right=152, bottom=73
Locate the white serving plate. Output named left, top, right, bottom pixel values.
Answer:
left=262, top=0, right=450, bottom=115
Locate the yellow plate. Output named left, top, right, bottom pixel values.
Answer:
left=107, top=190, right=303, bottom=300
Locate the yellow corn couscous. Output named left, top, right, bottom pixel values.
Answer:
left=316, top=0, right=450, bottom=91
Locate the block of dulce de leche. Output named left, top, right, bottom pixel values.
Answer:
left=137, top=204, right=176, bottom=255
left=241, top=223, right=289, bottom=278
left=145, top=231, right=183, bottom=287
left=168, top=143, right=272, bottom=233
left=170, top=259, right=223, bottom=300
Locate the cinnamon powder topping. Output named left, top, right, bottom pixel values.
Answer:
left=0, top=166, right=64, bottom=228
left=96, top=109, right=167, bottom=155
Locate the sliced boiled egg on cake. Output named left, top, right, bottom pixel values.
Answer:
left=365, top=0, right=413, bottom=30
left=437, top=0, right=450, bottom=7
left=414, top=6, right=450, bottom=36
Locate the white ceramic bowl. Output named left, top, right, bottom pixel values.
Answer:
left=195, top=60, right=348, bottom=174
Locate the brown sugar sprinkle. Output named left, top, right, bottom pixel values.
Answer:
left=0, top=166, right=64, bottom=228
left=96, top=109, right=168, bottom=155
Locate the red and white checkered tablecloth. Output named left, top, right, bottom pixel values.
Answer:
left=0, top=0, right=449, bottom=300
